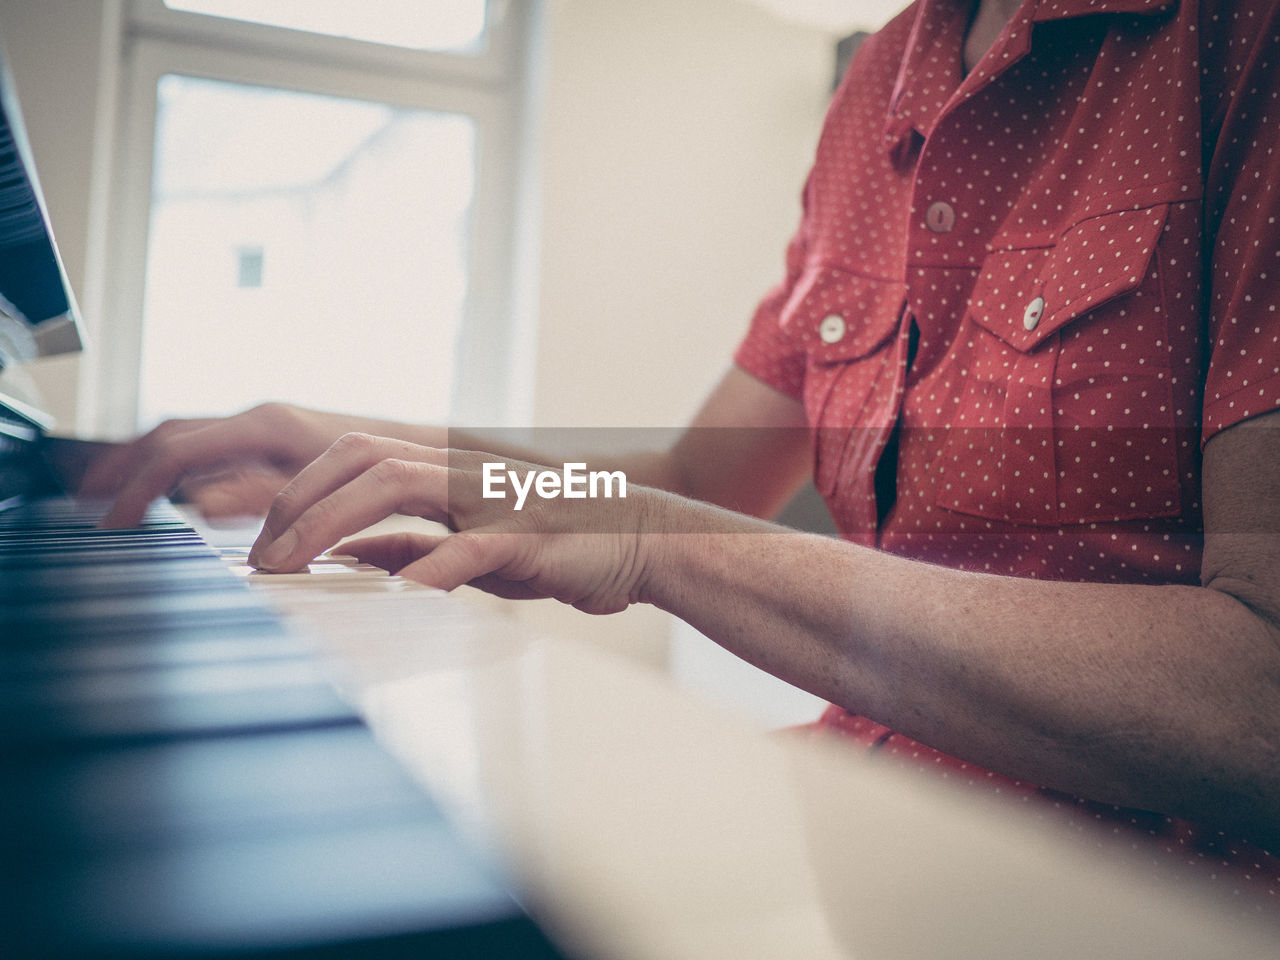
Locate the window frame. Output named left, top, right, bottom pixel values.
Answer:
left=93, top=0, right=534, bottom=435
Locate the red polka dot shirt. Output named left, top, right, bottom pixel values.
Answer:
left=734, top=0, right=1280, bottom=907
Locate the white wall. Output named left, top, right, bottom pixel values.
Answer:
left=531, top=0, right=835, bottom=430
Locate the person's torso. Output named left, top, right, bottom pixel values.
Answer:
left=789, top=0, right=1212, bottom=584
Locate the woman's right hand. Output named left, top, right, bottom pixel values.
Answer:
left=80, top=403, right=435, bottom=528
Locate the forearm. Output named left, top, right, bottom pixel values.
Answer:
left=446, top=426, right=810, bottom=520
left=639, top=495, right=1280, bottom=842
left=444, top=368, right=811, bottom=518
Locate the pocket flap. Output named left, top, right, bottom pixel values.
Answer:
left=969, top=204, right=1169, bottom=352
left=781, top=266, right=906, bottom=363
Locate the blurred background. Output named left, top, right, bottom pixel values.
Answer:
left=0, top=0, right=904, bottom=725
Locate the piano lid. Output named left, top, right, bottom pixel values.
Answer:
left=0, top=34, right=86, bottom=372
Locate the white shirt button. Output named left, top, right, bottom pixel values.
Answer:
left=1023, top=297, right=1046, bottom=331
left=925, top=201, right=956, bottom=233
left=819, top=313, right=846, bottom=344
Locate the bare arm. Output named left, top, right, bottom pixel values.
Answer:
left=641, top=411, right=1280, bottom=845
left=596, top=366, right=813, bottom=518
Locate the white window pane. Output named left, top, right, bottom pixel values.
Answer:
left=162, top=0, right=487, bottom=52
left=138, top=75, right=475, bottom=427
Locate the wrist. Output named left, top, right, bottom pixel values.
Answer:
left=632, top=489, right=763, bottom=611
left=632, top=488, right=680, bottom=609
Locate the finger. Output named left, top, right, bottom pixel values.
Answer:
left=341, top=532, right=545, bottom=600
left=396, top=528, right=520, bottom=592
left=336, top=532, right=447, bottom=573
left=79, top=419, right=215, bottom=497
left=97, top=419, right=290, bottom=528
left=184, top=468, right=288, bottom=519
left=253, top=434, right=447, bottom=551
left=464, top=573, right=548, bottom=602
left=251, top=455, right=450, bottom=572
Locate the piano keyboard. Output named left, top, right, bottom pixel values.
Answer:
left=0, top=497, right=562, bottom=959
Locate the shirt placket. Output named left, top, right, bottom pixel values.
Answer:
left=888, top=0, right=1050, bottom=535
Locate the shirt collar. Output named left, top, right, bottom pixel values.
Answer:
left=882, top=0, right=1178, bottom=155
left=884, top=0, right=970, bottom=147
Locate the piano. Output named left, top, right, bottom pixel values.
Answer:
left=0, top=38, right=564, bottom=960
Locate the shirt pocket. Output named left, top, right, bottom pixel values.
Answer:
left=935, top=203, right=1183, bottom=525
left=781, top=265, right=906, bottom=497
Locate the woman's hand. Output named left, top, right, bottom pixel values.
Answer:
left=80, top=404, right=442, bottom=528
left=247, top=433, right=662, bottom=615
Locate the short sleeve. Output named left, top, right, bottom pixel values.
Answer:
left=1200, top=0, right=1280, bottom=443
left=732, top=184, right=811, bottom=401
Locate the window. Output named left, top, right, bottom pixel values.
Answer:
left=97, top=0, right=533, bottom=434
left=162, top=0, right=488, bottom=52
left=138, top=74, right=475, bottom=422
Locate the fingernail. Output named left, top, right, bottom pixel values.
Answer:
left=255, top=529, right=299, bottom=571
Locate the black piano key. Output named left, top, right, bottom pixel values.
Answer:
left=0, top=622, right=311, bottom=680
left=2, top=555, right=251, bottom=601
left=0, top=542, right=228, bottom=569
left=0, top=726, right=439, bottom=855
left=2, top=611, right=290, bottom=646
left=0, top=522, right=195, bottom=539
left=10, top=814, right=556, bottom=960
left=0, top=495, right=186, bottom=526
left=0, top=657, right=361, bottom=750
left=0, top=522, right=192, bottom=541
left=2, top=587, right=286, bottom=639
